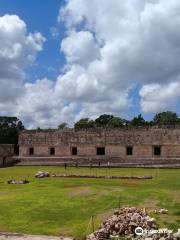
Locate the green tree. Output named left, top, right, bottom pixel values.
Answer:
left=95, top=114, right=114, bottom=127
left=153, top=111, right=179, bottom=125
left=107, top=117, right=126, bottom=128
left=0, top=116, right=24, bottom=144
left=130, top=114, right=146, bottom=126
left=58, top=122, right=68, bottom=129
left=74, top=118, right=95, bottom=129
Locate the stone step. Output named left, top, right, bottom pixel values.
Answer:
left=16, top=161, right=180, bottom=168
left=16, top=156, right=180, bottom=164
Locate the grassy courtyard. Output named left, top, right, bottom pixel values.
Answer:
left=0, top=166, right=179, bottom=238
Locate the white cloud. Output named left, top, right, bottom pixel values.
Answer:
left=57, top=0, right=180, bottom=116
left=140, top=81, right=180, bottom=113
left=2, top=0, right=180, bottom=128
left=61, top=31, right=100, bottom=66
left=0, top=14, right=45, bottom=103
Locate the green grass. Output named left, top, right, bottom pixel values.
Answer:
left=0, top=166, right=179, bottom=238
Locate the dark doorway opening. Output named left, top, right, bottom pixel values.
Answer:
left=126, top=146, right=133, bottom=155
left=50, top=147, right=55, bottom=155
left=3, top=157, right=6, bottom=165
left=29, top=147, right=34, bottom=155
left=154, top=146, right=161, bottom=156
left=97, top=147, right=105, bottom=155
left=14, top=145, right=19, bottom=156
left=71, top=147, right=77, bottom=155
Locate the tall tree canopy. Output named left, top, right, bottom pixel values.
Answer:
left=95, top=114, right=114, bottom=127
left=0, top=116, right=24, bottom=144
left=130, top=114, right=146, bottom=126
left=74, top=118, right=95, bottom=129
left=107, top=117, right=127, bottom=128
left=58, top=122, right=68, bottom=129
left=153, top=111, right=179, bottom=125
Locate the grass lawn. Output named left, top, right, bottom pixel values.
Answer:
left=0, top=166, right=179, bottom=238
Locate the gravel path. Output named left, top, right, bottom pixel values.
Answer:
left=0, top=233, right=73, bottom=240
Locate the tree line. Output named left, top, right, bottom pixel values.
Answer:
left=60, top=111, right=180, bottom=129
left=0, top=111, right=180, bottom=144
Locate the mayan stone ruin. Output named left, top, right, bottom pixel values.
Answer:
left=15, top=127, right=180, bottom=166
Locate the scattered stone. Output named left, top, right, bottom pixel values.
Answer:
left=154, top=208, right=168, bottom=214
left=173, top=229, right=180, bottom=239
left=7, top=180, right=30, bottom=184
left=35, top=171, right=50, bottom=178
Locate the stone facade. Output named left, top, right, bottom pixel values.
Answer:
left=18, top=127, right=180, bottom=166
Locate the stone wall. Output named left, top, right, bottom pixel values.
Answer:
left=0, top=144, right=15, bottom=166
left=19, top=128, right=180, bottom=163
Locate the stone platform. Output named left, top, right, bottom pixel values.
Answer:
left=15, top=156, right=180, bottom=168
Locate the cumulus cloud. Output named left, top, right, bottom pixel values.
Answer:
left=16, top=78, right=79, bottom=128
left=58, top=0, right=180, bottom=116
left=0, top=14, right=45, bottom=103
left=140, top=81, right=180, bottom=113
left=2, top=0, right=180, bottom=128
left=61, top=31, right=100, bottom=66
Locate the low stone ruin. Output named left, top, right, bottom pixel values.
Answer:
left=87, top=207, right=180, bottom=240
left=51, top=174, right=152, bottom=179
left=154, top=208, right=168, bottom=214
left=35, top=171, right=50, bottom=178
left=34, top=171, right=153, bottom=180
left=7, top=180, right=30, bottom=184
left=34, top=172, right=152, bottom=180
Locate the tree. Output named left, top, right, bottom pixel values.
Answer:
left=58, top=122, right=68, bottom=129
left=130, top=114, right=146, bottom=126
left=74, top=118, right=95, bottom=129
left=107, top=117, right=126, bottom=128
left=153, top=111, right=179, bottom=125
left=0, top=116, right=24, bottom=144
left=95, top=114, right=114, bottom=127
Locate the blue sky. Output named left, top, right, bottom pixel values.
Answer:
left=0, top=0, right=65, bottom=80
left=0, top=0, right=180, bottom=128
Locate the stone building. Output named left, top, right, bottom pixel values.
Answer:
left=18, top=127, right=180, bottom=166
left=0, top=144, right=15, bottom=166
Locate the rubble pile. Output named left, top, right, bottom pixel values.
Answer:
left=7, top=180, right=30, bottom=184
left=87, top=207, right=180, bottom=240
left=35, top=171, right=50, bottom=178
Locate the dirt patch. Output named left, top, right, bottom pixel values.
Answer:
left=121, top=180, right=139, bottom=187
left=67, top=186, right=94, bottom=197
left=0, top=232, right=73, bottom=240
left=138, top=198, right=159, bottom=210
left=98, top=187, right=123, bottom=196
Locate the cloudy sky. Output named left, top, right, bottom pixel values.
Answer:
left=0, top=0, right=180, bottom=128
